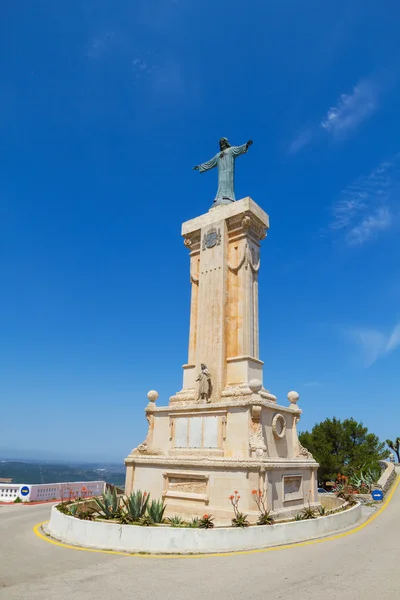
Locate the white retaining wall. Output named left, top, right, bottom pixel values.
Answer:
left=0, top=481, right=106, bottom=502
left=377, top=461, right=396, bottom=494
left=48, top=502, right=362, bottom=555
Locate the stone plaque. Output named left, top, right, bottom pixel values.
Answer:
left=175, top=418, right=188, bottom=448
left=188, top=417, right=202, bottom=448
left=283, top=475, right=303, bottom=502
left=203, top=416, right=218, bottom=448
left=168, top=477, right=207, bottom=495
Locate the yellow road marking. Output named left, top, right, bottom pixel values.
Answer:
left=33, top=476, right=399, bottom=559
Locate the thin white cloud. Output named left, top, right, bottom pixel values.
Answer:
left=287, top=130, right=313, bottom=155
left=330, top=154, right=400, bottom=245
left=346, top=322, right=400, bottom=367
left=321, top=78, right=380, bottom=137
left=387, top=323, right=400, bottom=352
left=288, top=75, right=387, bottom=154
left=346, top=206, right=392, bottom=245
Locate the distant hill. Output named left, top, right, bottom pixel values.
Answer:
left=0, top=461, right=125, bottom=487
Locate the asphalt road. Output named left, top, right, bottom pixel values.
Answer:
left=1, top=480, right=399, bottom=600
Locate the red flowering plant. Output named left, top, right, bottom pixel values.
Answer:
left=251, top=489, right=274, bottom=526
left=229, top=491, right=249, bottom=527
left=199, top=514, right=214, bottom=529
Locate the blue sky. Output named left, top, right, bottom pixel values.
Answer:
left=1, top=1, right=399, bottom=462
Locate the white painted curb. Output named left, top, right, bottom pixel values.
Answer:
left=48, top=503, right=362, bottom=554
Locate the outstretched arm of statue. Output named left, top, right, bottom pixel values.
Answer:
left=193, top=154, right=218, bottom=173
left=231, top=141, right=253, bottom=157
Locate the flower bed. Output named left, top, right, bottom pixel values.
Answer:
left=47, top=501, right=362, bottom=554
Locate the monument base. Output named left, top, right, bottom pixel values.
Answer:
left=124, top=393, right=319, bottom=524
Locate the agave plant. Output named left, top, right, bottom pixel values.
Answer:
left=318, top=505, right=326, bottom=516
left=94, top=488, right=121, bottom=519
left=187, top=517, right=200, bottom=528
left=293, top=513, right=303, bottom=521
left=68, top=503, right=80, bottom=517
left=147, top=499, right=166, bottom=523
left=123, top=491, right=149, bottom=522
left=166, top=515, right=185, bottom=527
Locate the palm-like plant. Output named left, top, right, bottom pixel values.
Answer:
left=386, top=437, right=400, bottom=463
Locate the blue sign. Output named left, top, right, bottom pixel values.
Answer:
left=20, top=486, right=30, bottom=497
left=371, top=489, right=384, bottom=501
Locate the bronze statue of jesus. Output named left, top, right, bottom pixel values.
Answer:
left=193, top=137, right=253, bottom=207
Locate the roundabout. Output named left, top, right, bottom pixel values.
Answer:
left=0, top=475, right=398, bottom=599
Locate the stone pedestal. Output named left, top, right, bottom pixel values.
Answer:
left=125, top=198, right=318, bottom=523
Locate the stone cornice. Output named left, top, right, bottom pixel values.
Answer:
left=181, top=197, right=269, bottom=237
left=124, top=455, right=319, bottom=469
left=146, top=398, right=301, bottom=415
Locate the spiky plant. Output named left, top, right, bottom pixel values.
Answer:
left=166, top=515, right=185, bottom=527
left=293, top=513, right=303, bottom=521
left=318, top=505, right=326, bottom=516
left=301, top=506, right=316, bottom=520
left=231, top=512, right=250, bottom=527
left=94, top=488, right=121, bottom=519
left=187, top=517, right=200, bottom=528
left=123, top=490, right=149, bottom=522
left=199, top=514, right=214, bottom=529
left=257, top=510, right=274, bottom=525
left=68, top=503, right=79, bottom=517
left=147, top=499, right=166, bottom=523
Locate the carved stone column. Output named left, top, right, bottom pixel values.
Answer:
left=171, top=197, right=270, bottom=404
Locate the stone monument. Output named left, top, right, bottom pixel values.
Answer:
left=125, top=139, right=318, bottom=522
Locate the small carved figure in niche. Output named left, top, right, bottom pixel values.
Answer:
left=196, top=363, right=212, bottom=403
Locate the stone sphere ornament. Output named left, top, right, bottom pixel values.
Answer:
left=147, top=390, right=159, bottom=403
left=249, top=379, right=263, bottom=394
left=287, top=390, right=299, bottom=406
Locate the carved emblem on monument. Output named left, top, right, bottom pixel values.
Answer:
left=272, top=414, right=287, bottom=439
left=249, top=405, right=267, bottom=458
left=202, top=227, right=221, bottom=250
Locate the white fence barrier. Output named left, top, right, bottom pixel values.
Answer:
left=0, top=481, right=106, bottom=502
